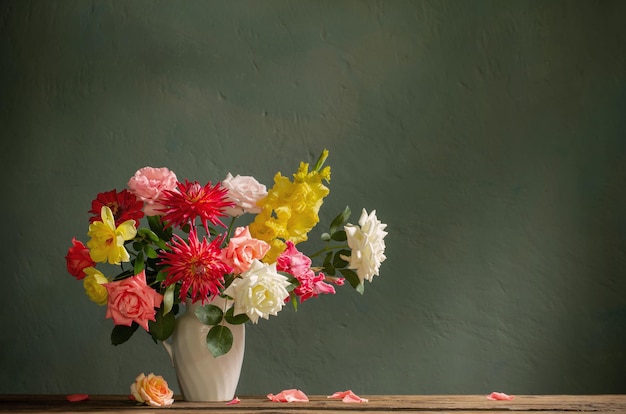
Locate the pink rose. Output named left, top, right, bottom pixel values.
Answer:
left=65, top=238, right=96, bottom=280
left=104, top=270, right=163, bottom=331
left=221, top=226, right=270, bottom=274
left=221, top=173, right=267, bottom=216
left=128, top=167, right=178, bottom=216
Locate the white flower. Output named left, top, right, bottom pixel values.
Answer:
left=221, top=173, right=267, bottom=216
left=223, top=260, right=291, bottom=323
left=343, top=209, right=388, bottom=284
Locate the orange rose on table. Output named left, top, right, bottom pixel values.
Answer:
left=130, top=373, right=174, bottom=407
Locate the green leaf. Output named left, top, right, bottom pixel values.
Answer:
left=163, top=284, right=176, bottom=316
left=133, top=251, right=144, bottom=275
left=111, top=323, right=139, bottom=346
left=148, top=215, right=172, bottom=241
left=290, top=292, right=299, bottom=311
left=195, top=304, right=223, bottom=326
left=138, top=228, right=160, bottom=242
left=224, top=307, right=249, bottom=324
left=132, top=241, right=144, bottom=252
left=156, top=270, right=168, bottom=283
left=144, top=245, right=159, bottom=259
left=331, top=230, right=347, bottom=242
left=278, top=271, right=300, bottom=292
left=329, top=206, right=351, bottom=236
left=333, top=249, right=351, bottom=269
left=339, top=268, right=364, bottom=294
left=154, top=239, right=168, bottom=250
left=323, top=251, right=335, bottom=276
left=149, top=305, right=176, bottom=341
left=206, top=325, right=233, bottom=357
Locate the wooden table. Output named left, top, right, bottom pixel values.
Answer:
left=1, top=394, right=625, bottom=413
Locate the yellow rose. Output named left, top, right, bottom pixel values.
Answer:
left=82, top=267, right=108, bottom=305
left=130, top=373, right=174, bottom=407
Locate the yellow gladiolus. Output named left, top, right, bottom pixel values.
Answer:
left=250, top=152, right=331, bottom=262
left=87, top=206, right=137, bottom=265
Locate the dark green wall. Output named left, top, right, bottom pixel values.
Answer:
left=1, top=0, right=625, bottom=395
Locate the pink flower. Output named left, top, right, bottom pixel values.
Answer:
left=327, top=390, right=368, bottom=403
left=276, top=241, right=312, bottom=277
left=267, top=389, right=309, bottom=402
left=128, top=167, right=178, bottom=216
left=104, top=271, right=163, bottom=331
left=487, top=392, right=515, bottom=401
left=65, top=238, right=96, bottom=280
left=276, top=241, right=336, bottom=302
left=221, top=173, right=267, bottom=216
left=226, top=397, right=240, bottom=405
left=221, top=226, right=270, bottom=274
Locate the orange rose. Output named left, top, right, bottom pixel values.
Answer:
left=130, top=373, right=174, bottom=407
left=220, top=226, right=270, bottom=274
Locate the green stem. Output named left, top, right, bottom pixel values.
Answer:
left=226, top=216, right=237, bottom=241
left=309, top=244, right=349, bottom=259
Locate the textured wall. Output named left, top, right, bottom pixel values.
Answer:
left=1, top=0, right=625, bottom=395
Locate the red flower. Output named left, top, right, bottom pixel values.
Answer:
left=160, top=180, right=233, bottom=231
left=65, top=238, right=96, bottom=280
left=89, top=189, right=144, bottom=227
left=159, top=230, right=232, bottom=303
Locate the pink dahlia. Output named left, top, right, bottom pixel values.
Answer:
left=89, top=189, right=144, bottom=227
left=160, top=180, right=233, bottom=231
left=159, top=230, right=232, bottom=303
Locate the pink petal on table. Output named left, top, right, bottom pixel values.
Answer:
left=66, top=394, right=89, bottom=402
left=267, top=389, right=309, bottom=402
left=327, top=390, right=368, bottom=403
left=226, top=397, right=240, bottom=405
left=487, top=392, right=515, bottom=401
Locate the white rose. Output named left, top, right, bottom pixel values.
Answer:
left=221, top=173, right=267, bottom=216
left=343, top=209, right=388, bottom=284
left=223, top=260, right=290, bottom=323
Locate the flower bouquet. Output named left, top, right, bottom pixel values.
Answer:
left=65, top=149, right=388, bottom=358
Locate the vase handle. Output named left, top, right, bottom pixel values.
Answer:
left=161, top=340, right=174, bottom=366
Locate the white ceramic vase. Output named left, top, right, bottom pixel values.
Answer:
left=162, top=297, right=245, bottom=402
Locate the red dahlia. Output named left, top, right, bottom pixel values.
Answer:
left=89, top=189, right=144, bottom=227
left=159, top=230, right=233, bottom=303
left=160, top=180, right=233, bottom=231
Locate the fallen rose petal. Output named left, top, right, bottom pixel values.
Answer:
left=267, top=389, right=309, bottom=402
left=487, top=392, right=515, bottom=401
left=226, top=397, right=240, bottom=405
left=66, top=394, right=89, bottom=402
left=327, top=390, right=368, bottom=403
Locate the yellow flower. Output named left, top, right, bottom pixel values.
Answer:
left=87, top=206, right=137, bottom=264
left=263, top=239, right=287, bottom=264
left=83, top=267, right=108, bottom=305
left=250, top=154, right=331, bottom=262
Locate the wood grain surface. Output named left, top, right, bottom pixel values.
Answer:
left=1, top=394, right=626, bottom=413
